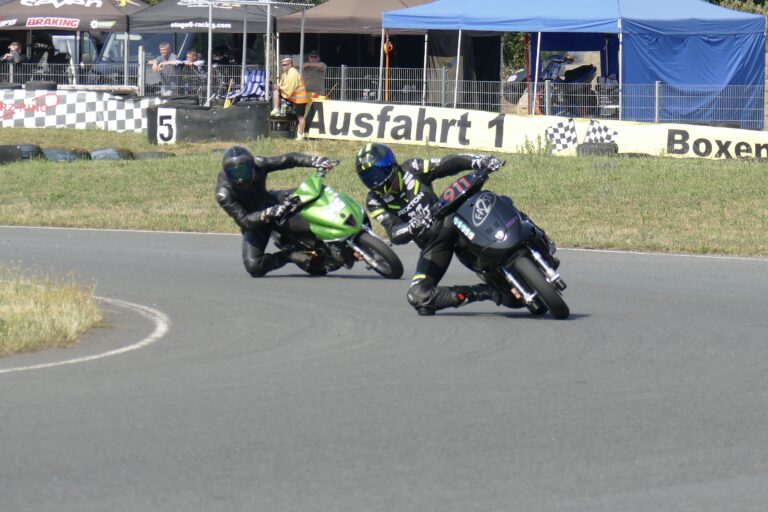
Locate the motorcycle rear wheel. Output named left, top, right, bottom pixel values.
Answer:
left=355, top=232, right=403, bottom=279
left=512, top=257, right=569, bottom=319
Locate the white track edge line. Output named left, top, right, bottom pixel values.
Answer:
left=0, top=297, right=170, bottom=375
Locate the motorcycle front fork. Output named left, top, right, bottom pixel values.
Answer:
left=500, top=247, right=568, bottom=306
left=345, top=227, right=376, bottom=270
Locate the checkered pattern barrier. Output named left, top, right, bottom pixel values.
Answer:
left=0, top=90, right=162, bottom=133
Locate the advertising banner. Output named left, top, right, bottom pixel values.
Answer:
left=306, top=101, right=768, bottom=160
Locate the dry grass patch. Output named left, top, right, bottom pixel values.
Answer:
left=0, top=266, right=103, bottom=357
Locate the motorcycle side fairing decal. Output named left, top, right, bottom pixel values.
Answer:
left=472, top=192, right=496, bottom=227
left=453, top=216, right=476, bottom=240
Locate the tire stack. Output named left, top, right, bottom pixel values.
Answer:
left=0, top=144, right=175, bottom=165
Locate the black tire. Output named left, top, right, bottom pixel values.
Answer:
left=512, top=256, right=569, bottom=319
left=90, top=148, right=134, bottom=160
left=43, top=148, right=91, bottom=162
left=16, top=144, right=44, bottom=160
left=354, top=231, right=403, bottom=279
left=0, top=83, right=23, bottom=90
left=24, top=81, right=58, bottom=91
left=0, top=145, right=23, bottom=164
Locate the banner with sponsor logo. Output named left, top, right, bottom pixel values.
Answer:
left=0, top=0, right=146, bottom=32
left=306, top=101, right=768, bottom=160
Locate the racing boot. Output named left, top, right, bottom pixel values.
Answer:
left=451, top=284, right=501, bottom=307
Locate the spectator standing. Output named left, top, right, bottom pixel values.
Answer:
left=271, top=57, right=310, bottom=140
left=179, top=49, right=206, bottom=95
left=302, top=49, right=327, bottom=96
left=303, top=50, right=326, bottom=72
left=147, top=42, right=179, bottom=97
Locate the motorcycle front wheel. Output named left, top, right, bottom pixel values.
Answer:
left=512, top=257, right=569, bottom=319
left=354, top=232, right=403, bottom=279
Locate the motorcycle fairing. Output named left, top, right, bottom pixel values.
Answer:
left=454, top=192, right=532, bottom=258
left=291, top=177, right=365, bottom=241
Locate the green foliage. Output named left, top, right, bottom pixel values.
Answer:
left=708, top=0, right=768, bottom=15
left=503, top=33, right=527, bottom=77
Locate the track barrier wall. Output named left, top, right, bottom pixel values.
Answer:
left=4, top=89, right=768, bottom=160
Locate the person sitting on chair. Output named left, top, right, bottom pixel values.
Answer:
left=271, top=57, right=309, bottom=141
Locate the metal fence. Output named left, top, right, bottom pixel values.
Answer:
left=2, top=61, right=765, bottom=129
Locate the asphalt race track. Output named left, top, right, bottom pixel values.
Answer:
left=2, top=226, right=767, bottom=512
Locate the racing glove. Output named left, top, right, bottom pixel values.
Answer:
left=258, top=203, right=288, bottom=222
left=472, top=155, right=503, bottom=172
left=407, top=209, right=432, bottom=236
left=312, top=156, right=332, bottom=168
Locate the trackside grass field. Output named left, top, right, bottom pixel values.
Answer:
left=1, top=127, right=766, bottom=257
left=0, top=265, right=102, bottom=357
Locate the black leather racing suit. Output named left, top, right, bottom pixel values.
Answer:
left=215, top=152, right=317, bottom=277
left=365, top=154, right=486, bottom=312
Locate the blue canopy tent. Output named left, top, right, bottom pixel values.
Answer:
left=383, top=0, right=766, bottom=128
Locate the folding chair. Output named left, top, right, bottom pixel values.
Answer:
left=225, top=68, right=267, bottom=105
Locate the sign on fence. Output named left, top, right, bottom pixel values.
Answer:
left=306, top=100, right=768, bottom=160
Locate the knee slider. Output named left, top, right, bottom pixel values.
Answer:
left=407, top=280, right=437, bottom=308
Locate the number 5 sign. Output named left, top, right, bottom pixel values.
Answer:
left=156, top=108, right=177, bottom=145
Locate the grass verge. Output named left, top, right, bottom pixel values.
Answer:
left=0, top=265, right=103, bottom=357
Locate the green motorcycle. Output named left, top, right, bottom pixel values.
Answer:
left=272, top=162, right=403, bottom=279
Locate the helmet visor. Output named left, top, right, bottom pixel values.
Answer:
left=359, top=150, right=396, bottom=191
left=225, top=162, right=254, bottom=186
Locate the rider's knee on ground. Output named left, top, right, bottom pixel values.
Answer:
left=407, top=279, right=461, bottom=314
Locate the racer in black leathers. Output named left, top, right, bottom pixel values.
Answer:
left=355, top=143, right=502, bottom=315
left=215, top=146, right=330, bottom=277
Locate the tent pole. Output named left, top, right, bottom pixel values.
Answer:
left=533, top=31, right=541, bottom=116
left=421, top=33, right=428, bottom=106
left=123, top=31, right=129, bottom=87
left=73, top=31, right=81, bottom=86
left=378, top=24, right=385, bottom=102
left=453, top=29, right=462, bottom=108
left=266, top=2, right=272, bottom=101
left=206, top=0, right=213, bottom=106
left=299, top=8, right=306, bottom=75
left=241, top=7, right=248, bottom=81
left=618, top=26, right=623, bottom=120
left=498, top=34, right=503, bottom=113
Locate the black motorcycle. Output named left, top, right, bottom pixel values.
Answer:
left=426, top=163, right=569, bottom=319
